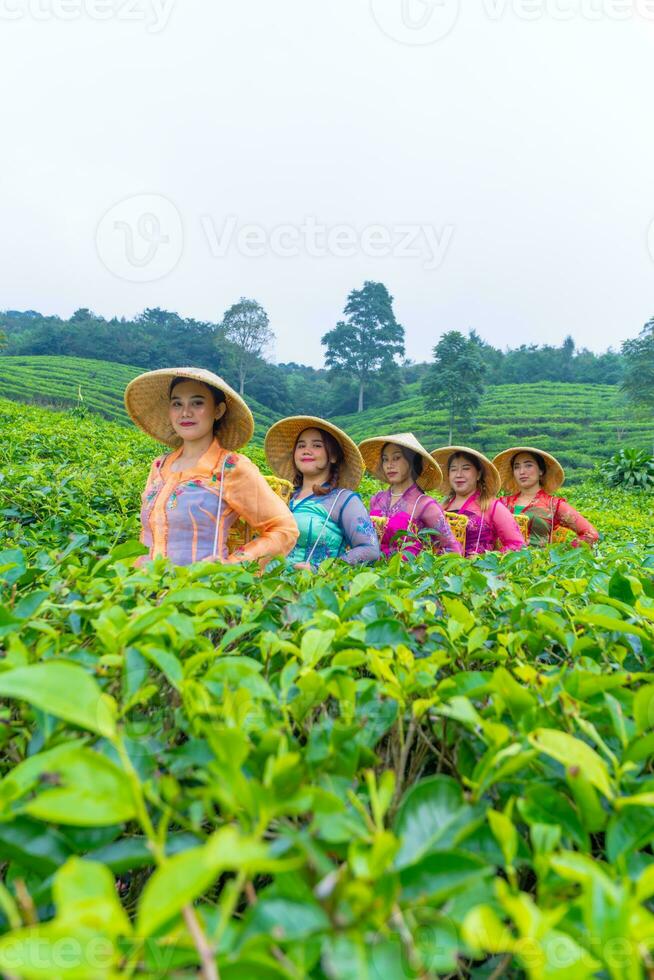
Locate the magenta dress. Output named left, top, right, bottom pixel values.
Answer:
left=370, top=484, right=463, bottom=558
left=445, top=491, right=525, bottom=558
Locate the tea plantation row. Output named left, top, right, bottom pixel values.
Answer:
left=0, top=399, right=653, bottom=978
left=2, top=357, right=654, bottom=483
left=335, top=382, right=654, bottom=482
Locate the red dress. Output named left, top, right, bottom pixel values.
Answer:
left=501, top=489, right=598, bottom=547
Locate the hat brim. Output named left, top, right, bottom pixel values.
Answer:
left=124, top=368, right=254, bottom=450
left=492, top=446, right=565, bottom=494
left=358, top=434, right=443, bottom=492
left=265, top=416, right=364, bottom=491
left=430, top=445, right=501, bottom=497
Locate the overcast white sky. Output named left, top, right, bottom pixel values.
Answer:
left=1, top=0, right=653, bottom=366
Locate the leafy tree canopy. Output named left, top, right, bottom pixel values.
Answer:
left=321, top=281, right=405, bottom=412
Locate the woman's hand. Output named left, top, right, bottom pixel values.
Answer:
left=293, top=562, right=315, bottom=572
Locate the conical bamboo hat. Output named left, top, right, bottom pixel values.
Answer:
left=430, top=445, right=501, bottom=497
left=358, top=432, right=442, bottom=491
left=264, top=416, right=364, bottom=490
left=125, top=367, right=254, bottom=449
left=492, top=446, right=565, bottom=494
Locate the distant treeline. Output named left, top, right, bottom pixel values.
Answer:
left=0, top=307, right=624, bottom=416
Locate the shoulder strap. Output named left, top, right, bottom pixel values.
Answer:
left=306, top=489, right=346, bottom=565
left=408, top=493, right=427, bottom=525
left=211, top=454, right=230, bottom=558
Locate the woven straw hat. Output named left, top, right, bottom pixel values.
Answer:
left=124, top=368, right=254, bottom=450
left=264, top=416, right=364, bottom=491
left=358, top=432, right=443, bottom=492
left=492, top=446, right=565, bottom=494
left=430, top=445, right=501, bottom=497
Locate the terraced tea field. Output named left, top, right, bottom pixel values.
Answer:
left=1, top=356, right=653, bottom=482
left=335, top=382, right=654, bottom=482
left=0, top=355, right=278, bottom=440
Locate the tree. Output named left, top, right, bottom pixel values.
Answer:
left=622, top=317, right=654, bottom=407
left=621, top=317, right=654, bottom=451
left=321, top=281, right=405, bottom=413
left=220, top=298, right=274, bottom=395
left=421, top=331, right=486, bottom=443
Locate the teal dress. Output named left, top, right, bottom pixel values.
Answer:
left=287, top=487, right=380, bottom=568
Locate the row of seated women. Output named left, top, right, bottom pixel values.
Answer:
left=126, top=367, right=598, bottom=569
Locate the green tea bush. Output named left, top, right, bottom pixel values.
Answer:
left=601, top=449, right=654, bottom=490
left=0, top=399, right=654, bottom=978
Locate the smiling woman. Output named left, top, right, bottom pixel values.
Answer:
left=431, top=445, right=525, bottom=557
left=359, top=432, right=462, bottom=558
left=265, top=415, right=380, bottom=570
left=493, top=445, right=599, bottom=547
left=124, top=367, right=298, bottom=566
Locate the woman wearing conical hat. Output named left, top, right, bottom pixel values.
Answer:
left=493, top=447, right=598, bottom=547
left=125, top=368, right=298, bottom=566
left=431, top=446, right=525, bottom=558
left=358, top=433, right=462, bottom=558
left=264, top=417, right=380, bottom=570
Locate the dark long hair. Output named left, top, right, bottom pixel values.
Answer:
left=443, top=451, right=492, bottom=513
left=169, top=377, right=226, bottom=436
left=381, top=443, right=423, bottom=484
left=294, top=428, right=344, bottom=497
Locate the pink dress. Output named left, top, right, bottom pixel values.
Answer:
left=370, top=484, right=463, bottom=558
left=445, top=491, right=525, bottom=557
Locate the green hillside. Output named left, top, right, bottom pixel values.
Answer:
left=0, top=355, right=278, bottom=441
left=1, top=357, right=652, bottom=481
left=334, top=381, right=654, bottom=482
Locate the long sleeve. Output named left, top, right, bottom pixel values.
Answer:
left=220, top=455, right=299, bottom=566
left=339, top=494, right=381, bottom=566
left=417, top=498, right=463, bottom=555
left=139, top=459, right=160, bottom=546
left=138, top=455, right=167, bottom=561
left=490, top=500, right=525, bottom=552
left=555, top=499, right=599, bottom=547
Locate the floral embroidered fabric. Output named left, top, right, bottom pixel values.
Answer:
left=445, top=491, right=525, bottom=557
left=140, top=439, right=298, bottom=566
left=288, top=487, right=380, bottom=567
left=501, top=490, right=599, bottom=547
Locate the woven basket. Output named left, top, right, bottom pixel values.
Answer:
left=371, top=515, right=389, bottom=544
left=227, top=476, right=294, bottom=551
left=552, top=526, right=571, bottom=544
left=515, top=513, right=530, bottom=544
left=445, top=512, right=468, bottom=547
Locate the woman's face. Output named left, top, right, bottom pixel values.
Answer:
left=169, top=381, right=225, bottom=442
left=381, top=444, right=412, bottom=487
left=512, top=452, right=542, bottom=492
left=294, top=428, right=333, bottom=478
left=448, top=455, right=480, bottom=497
